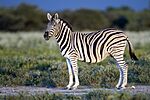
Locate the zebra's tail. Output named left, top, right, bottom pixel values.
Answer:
left=126, top=38, right=138, bottom=61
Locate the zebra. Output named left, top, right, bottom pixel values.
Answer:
left=44, top=13, right=138, bottom=90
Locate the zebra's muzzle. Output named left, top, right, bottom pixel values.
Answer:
left=44, top=31, right=50, bottom=40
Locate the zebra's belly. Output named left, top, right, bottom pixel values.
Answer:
left=78, top=52, right=109, bottom=63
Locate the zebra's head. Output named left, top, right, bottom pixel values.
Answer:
left=44, top=13, right=61, bottom=40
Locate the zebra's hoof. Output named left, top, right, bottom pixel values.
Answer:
left=64, top=87, right=72, bottom=90
left=116, top=87, right=126, bottom=90
left=117, top=87, right=126, bottom=91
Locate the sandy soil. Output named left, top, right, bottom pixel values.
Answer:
left=0, top=85, right=150, bottom=96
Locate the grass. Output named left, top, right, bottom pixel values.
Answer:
left=0, top=31, right=150, bottom=88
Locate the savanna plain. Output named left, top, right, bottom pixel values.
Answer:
left=0, top=31, right=150, bottom=100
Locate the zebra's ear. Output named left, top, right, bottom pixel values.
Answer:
left=54, top=13, right=59, bottom=20
left=47, top=13, right=52, bottom=21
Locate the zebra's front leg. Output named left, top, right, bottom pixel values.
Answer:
left=67, top=58, right=79, bottom=90
left=72, top=64, right=79, bottom=90
left=66, top=59, right=74, bottom=90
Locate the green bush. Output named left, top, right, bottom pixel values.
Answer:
left=0, top=4, right=150, bottom=31
left=85, top=90, right=150, bottom=100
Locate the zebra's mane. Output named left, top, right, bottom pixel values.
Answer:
left=60, top=18, right=73, bottom=31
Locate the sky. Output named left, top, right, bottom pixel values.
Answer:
left=0, top=0, right=149, bottom=11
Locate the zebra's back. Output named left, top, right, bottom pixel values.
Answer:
left=72, top=28, right=128, bottom=63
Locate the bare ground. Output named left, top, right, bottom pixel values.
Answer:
left=0, top=85, right=150, bottom=96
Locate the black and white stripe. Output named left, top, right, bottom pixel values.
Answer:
left=44, top=13, right=138, bottom=90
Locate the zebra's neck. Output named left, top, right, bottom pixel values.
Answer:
left=55, top=20, right=72, bottom=56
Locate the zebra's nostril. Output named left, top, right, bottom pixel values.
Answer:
left=45, top=31, right=49, bottom=35
left=44, top=34, right=46, bottom=37
left=44, top=31, right=48, bottom=37
left=44, top=31, right=50, bottom=40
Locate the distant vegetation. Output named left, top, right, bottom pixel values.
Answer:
left=0, top=3, right=150, bottom=32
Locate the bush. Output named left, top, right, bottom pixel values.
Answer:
left=0, top=4, right=150, bottom=31
left=85, top=90, right=150, bottom=100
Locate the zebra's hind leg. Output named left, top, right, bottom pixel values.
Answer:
left=110, top=49, right=128, bottom=89
left=115, top=61, right=128, bottom=89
